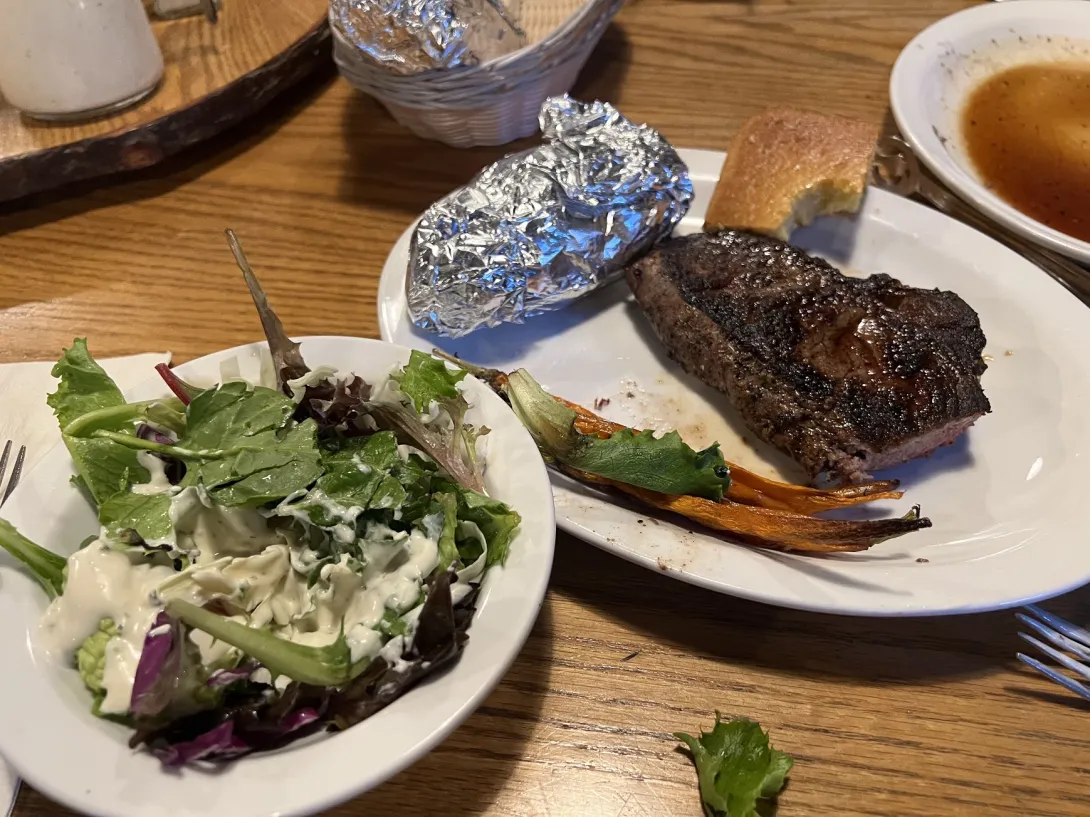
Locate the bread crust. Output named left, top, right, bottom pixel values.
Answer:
left=703, top=108, right=880, bottom=240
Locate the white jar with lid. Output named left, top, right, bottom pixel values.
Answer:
left=0, top=0, right=164, bottom=121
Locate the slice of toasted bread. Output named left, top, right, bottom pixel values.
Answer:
left=703, top=108, right=880, bottom=240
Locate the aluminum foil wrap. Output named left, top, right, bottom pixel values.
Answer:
left=407, top=96, right=694, bottom=338
left=331, top=0, right=525, bottom=75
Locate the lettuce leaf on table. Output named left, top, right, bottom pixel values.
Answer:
left=675, top=713, right=793, bottom=817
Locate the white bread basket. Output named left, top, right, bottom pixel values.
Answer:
left=332, top=0, right=626, bottom=147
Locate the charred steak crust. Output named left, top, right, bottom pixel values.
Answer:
left=626, top=230, right=991, bottom=482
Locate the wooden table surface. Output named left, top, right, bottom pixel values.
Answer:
left=4, top=1, right=1089, bottom=815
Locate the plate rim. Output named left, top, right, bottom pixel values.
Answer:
left=889, top=0, right=1090, bottom=263
left=0, top=335, right=556, bottom=817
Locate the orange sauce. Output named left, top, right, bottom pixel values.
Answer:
left=961, top=62, right=1090, bottom=242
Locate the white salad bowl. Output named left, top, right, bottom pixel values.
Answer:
left=0, top=336, right=555, bottom=817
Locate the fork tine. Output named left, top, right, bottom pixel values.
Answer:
left=1022, top=604, right=1090, bottom=651
left=0, top=445, right=24, bottom=506
left=1018, top=652, right=1090, bottom=701
left=1016, top=612, right=1090, bottom=662
left=0, top=441, right=11, bottom=489
left=1018, top=633, right=1090, bottom=682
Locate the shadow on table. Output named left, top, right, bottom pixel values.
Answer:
left=335, top=25, right=632, bottom=218
left=1005, top=681, right=1090, bottom=713
left=549, top=535, right=1090, bottom=685
left=321, top=599, right=557, bottom=817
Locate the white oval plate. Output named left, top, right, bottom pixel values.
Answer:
left=379, top=147, right=1090, bottom=617
left=0, top=337, right=555, bottom=817
left=891, top=0, right=1090, bottom=263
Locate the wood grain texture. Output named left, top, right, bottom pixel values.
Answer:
left=6, top=1, right=1090, bottom=816
left=0, top=0, right=329, bottom=203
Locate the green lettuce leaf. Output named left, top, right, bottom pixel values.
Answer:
left=377, top=609, right=409, bottom=638
left=372, top=352, right=487, bottom=493
left=415, top=479, right=519, bottom=568
left=47, top=340, right=156, bottom=506
left=93, top=383, right=324, bottom=506
left=78, top=619, right=120, bottom=717
left=0, top=519, right=67, bottom=599
left=47, top=339, right=126, bottom=429
left=177, top=382, right=322, bottom=506
left=61, top=435, right=150, bottom=507
left=675, top=713, right=793, bottom=817
left=98, top=492, right=173, bottom=542
left=392, top=350, right=467, bottom=414
left=433, top=492, right=458, bottom=573
left=77, top=619, right=118, bottom=703
left=61, top=398, right=186, bottom=438
left=167, top=599, right=355, bottom=686
left=453, top=487, right=519, bottom=567
left=280, top=432, right=407, bottom=528
left=505, top=369, right=731, bottom=500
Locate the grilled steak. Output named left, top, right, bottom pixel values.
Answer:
left=626, top=230, right=990, bottom=483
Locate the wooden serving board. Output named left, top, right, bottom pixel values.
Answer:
left=0, top=0, right=330, bottom=204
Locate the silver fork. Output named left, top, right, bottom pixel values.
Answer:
left=0, top=441, right=24, bottom=816
left=1017, top=605, right=1090, bottom=701
left=0, top=441, right=25, bottom=507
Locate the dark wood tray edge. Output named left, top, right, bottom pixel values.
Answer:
left=0, top=20, right=332, bottom=205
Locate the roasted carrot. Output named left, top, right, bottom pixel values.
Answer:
left=560, top=466, right=929, bottom=553
left=556, top=396, right=904, bottom=514
left=435, top=350, right=915, bottom=528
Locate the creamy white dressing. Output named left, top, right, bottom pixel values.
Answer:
left=273, top=488, right=363, bottom=531
left=420, top=400, right=442, bottom=424
left=40, top=540, right=177, bottom=714
left=286, top=366, right=338, bottom=404
left=45, top=514, right=447, bottom=707
left=286, top=528, right=439, bottom=661
left=132, top=451, right=176, bottom=496
left=171, top=487, right=283, bottom=564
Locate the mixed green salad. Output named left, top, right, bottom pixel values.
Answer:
left=0, top=250, right=519, bottom=766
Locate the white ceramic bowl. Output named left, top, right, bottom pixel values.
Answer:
left=0, top=337, right=555, bottom=817
left=891, top=0, right=1090, bottom=263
